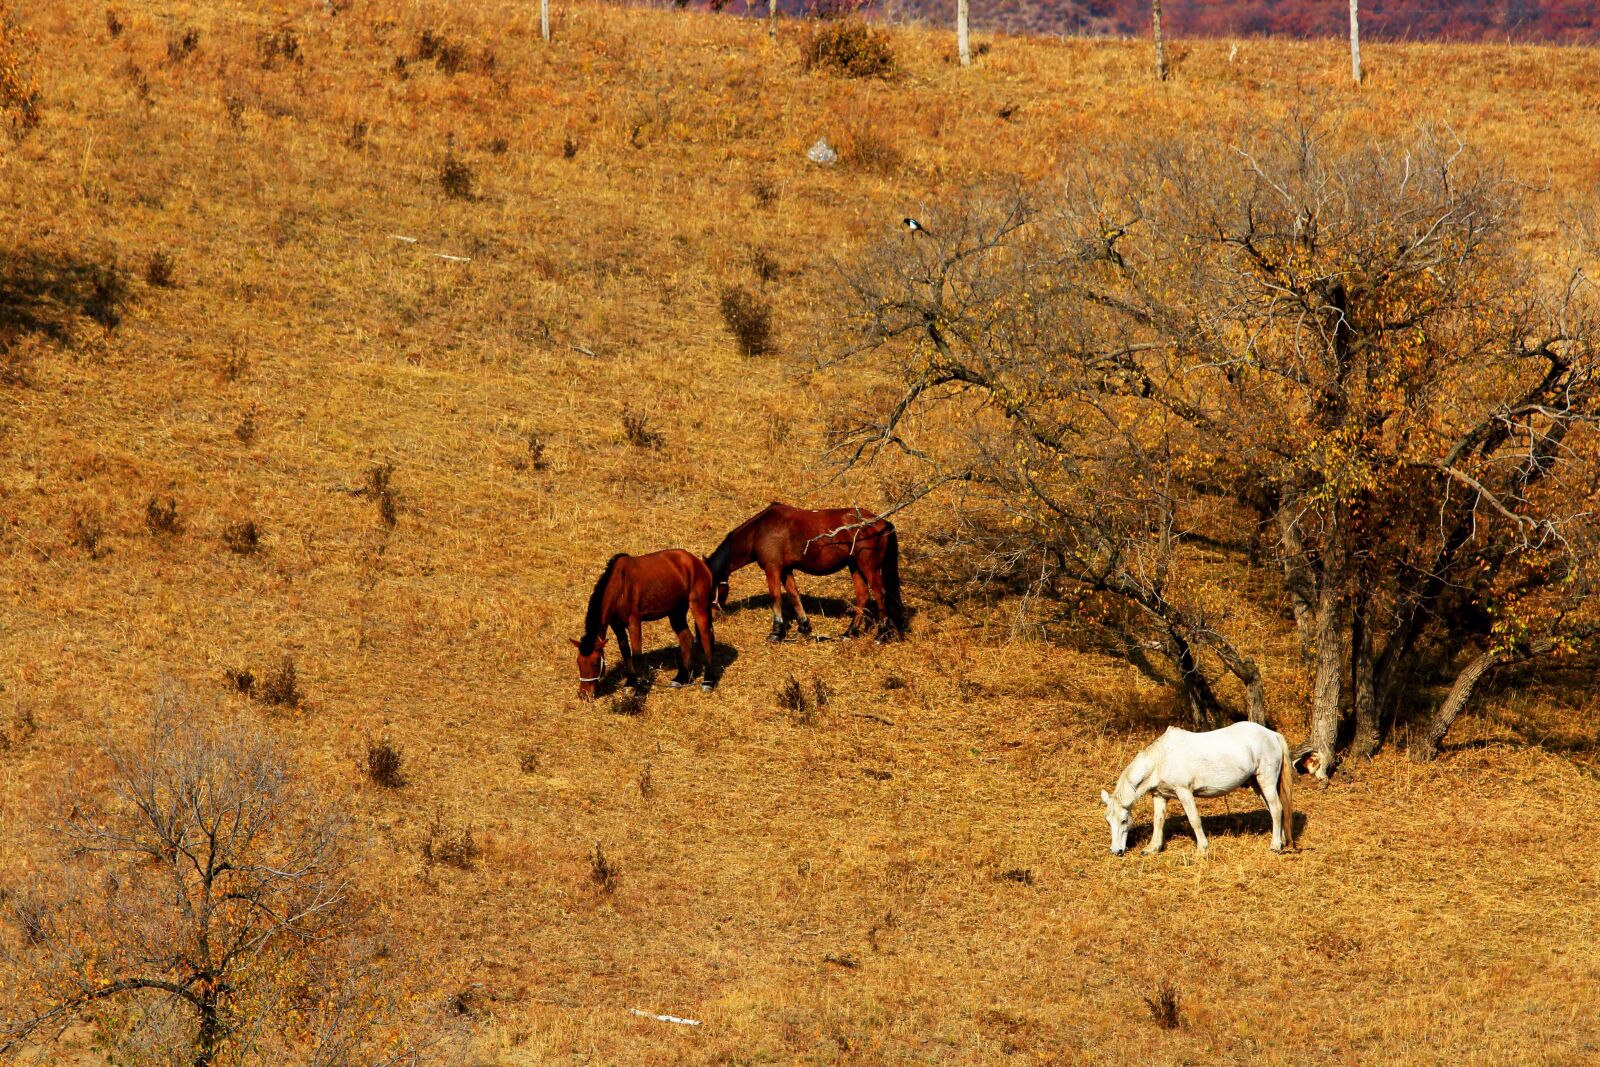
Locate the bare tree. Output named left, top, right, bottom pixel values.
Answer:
left=0, top=692, right=439, bottom=1065
left=957, top=0, right=970, bottom=67
left=829, top=118, right=1600, bottom=768
left=1151, top=0, right=1167, bottom=81
left=770, top=0, right=778, bottom=39
left=541, top=0, right=551, bottom=42
left=1349, top=0, right=1361, bottom=83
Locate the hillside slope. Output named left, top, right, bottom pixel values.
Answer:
left=3, top=2, right=1600, bottom=1063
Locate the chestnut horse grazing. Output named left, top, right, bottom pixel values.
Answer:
left=571, top=550, right=717, bottom=699
left=705, top=502, right=906, bottom=641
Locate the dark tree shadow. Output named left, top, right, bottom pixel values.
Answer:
left=0, top=249, right=131, bottom=341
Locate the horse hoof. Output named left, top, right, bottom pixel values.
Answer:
left=667, top=677, right=690, bottom=689
left=700, top=681, right=715, bottom=692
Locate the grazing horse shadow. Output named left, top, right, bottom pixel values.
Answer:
left=1136, top=808, right=1309, bottom=849
left=591, top=643, right=740, bottom=700
left=720, top=592, right=855, bottom=619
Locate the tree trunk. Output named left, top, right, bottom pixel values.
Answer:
left=957, top=0, right=970, bottom=67
left=1350, top=593, right=1380, bottom=758
left=1305, top=514, right=1347, bottom=778
left=769, top=0, right=777, bottom=39
left=193, top=991, right=222, bottom=1067
left=1151, top=0, right=1168, bottom=81
left=1165, top=626, right=1222, bottom=727
left=1348, top=0, right=1361, bottom=83
left=1275, top=504, right=1318, bottom=661
left=1416, top=647, right=1499, bottom=761
left=541, top=0, right=551, bottom=42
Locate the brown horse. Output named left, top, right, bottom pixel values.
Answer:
left=571, top=550, right=717, bottom=699
left=705, top=502, right=905, bottom=641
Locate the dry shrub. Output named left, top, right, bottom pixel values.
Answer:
left=423, top=811, right=479, bottom=869
left=258, top=656, right=301, bottom=708
left=620, top=406, right=664, bottom=450
left=218, top=343, right=248, bottom=382
left=1144, top=979, right=1181, bottom=1029
left=344, top=120, right=368, bottom=151
left=882, top=675, right=907, bottom=690
left=165, top=28, right=199, bottom=65
left=751, top=248, right=780, bottom=285
left=751, top=174, right=779, bottom=207
left=562, top=135, right=580, bottom=159
left=517, top=747, right=539, bottom=774
left=233, top=409, right=257, bottom=443
left=719, top=285, right=773, bottom=357
left=144, top=250, right=176, bottom=288
left=438, top=155, right=473, bottom=199
left=365, top=463, right=397, bottom=526
left=259, top=28, right=301, bottom=68
left=223, top=667, right=255, bottom=697
left=840, top=122, right=903, bottom=174
left=778, top=675, right=831, bottom=725
left=365, top=737, right=405, bottom=788
left=800, top=20, right=896, bottom=79
left=611, top=689, right=646, bottom=716
left=72, top=511, right=107, bottom=559
left=144, top=495, right=180, bottom=536
left=995, top=867, right=1034, bottom=885
left=590, top=840, right=619, bottom=893
left=104, top=9, right=123, bottom=38
left=221, top=519, right=260, bottom=555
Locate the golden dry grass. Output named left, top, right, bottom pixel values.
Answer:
left=3, top=1, right=1600, bottom=1063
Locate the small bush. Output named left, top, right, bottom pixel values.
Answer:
left=414, top=29, right=446, bottom=61
left=751, top=175, right=778, bottom=207
left=439, top=155, right=473, bottom=200
left=561, top=135, right=580, bottom=160
left=365, top=737, right=405, bottom=788
left=751, top=248, right=780, bottom=285
left=423, top=812, right=479, bottom=870
left=259, top=27, right=301, bottom=68
left=777, top=674, right=830, bottom=725
left=144, top=496, right=180, bottom=536
left=719, top=285, right=773, bottom=357
left=86, top=265, right=127, bottom=329
left=144, top=250, right=176, bottom=288
left=364, top=463, right=397, bottom=526
left=882, top=675, right=907, bottom=690
left=221, top=519, right=260, bottom=555
left=258, top=656, right=301, bottom=708
left=223, top=667, right=255, bottom=697
left=219, top=344, right=248, bottom=382
left=611, top=689, right=646, bottom=716
left=995, top=867, right=1034, bottom=885
left=72, top=512, right=107, bottom=559
left=590, top=840, right=619, bottom=893
left=1144, top=980, right=1181, bottom=1029
left=799, top=19, right=896, bottom=79
left=233, top=409, right=257, bottom=444
left=105, top=9, right=124, bottom=38
left=344, top=120, right=368, bottom=150
left=166, top=27, right=200, bottom=65
left=486, top=135, right=508, bottom=154
left=517, top=747, right=539, bottom=775
left=638, top=762, right=654, bottom=801
left=620, top=406, right=664, bottom=450
left=841, top=124, right=903, bottom=174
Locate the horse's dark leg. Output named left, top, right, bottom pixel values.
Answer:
left=844, top=568, right=869, bottom=638
left=865, top=559, right=892, bottom=642
left=627, top=617, right=645, bottom=687
left=667, top=608, right=693, bottom=687
left=693, top=600, right=717, bottom=690
left=764, top=564, right=788, bottom=642
left=782, top=570, right=812, bottom=637
left=611, top=622, right=633, bottom=688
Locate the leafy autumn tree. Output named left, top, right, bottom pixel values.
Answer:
left=0, top=693, right=443, bottom=1065
left=831, top=116, right=1600, bottom=768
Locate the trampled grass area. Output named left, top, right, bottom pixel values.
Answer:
left=2, top=2, right=1599, bottom=1062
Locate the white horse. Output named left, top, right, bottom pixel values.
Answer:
left=1100, top=722, right=1295, bottom=855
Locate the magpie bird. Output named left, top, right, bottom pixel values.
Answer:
left=903, top=217, right=927, bottom=235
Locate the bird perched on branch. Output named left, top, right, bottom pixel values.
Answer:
left=902, top=217, right=927, bottom=235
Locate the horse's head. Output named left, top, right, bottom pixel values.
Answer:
left=1100, top=789, right=1132, bottom=856
left=571, top=636, right=607, bottom=700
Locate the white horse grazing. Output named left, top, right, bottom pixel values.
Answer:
left=1100, top=722, right=1295, bottom=855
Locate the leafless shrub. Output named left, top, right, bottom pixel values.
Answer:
left=841, top=124, right=903, bottom=174
left=517, top=747, right=539, bottom=775
left=777, top=674, right=830, bottom=725
left=638, top=762, right=654, bottom=801
left=719, top=285, right=773, bottom=356
left=751, top=247, right=781, bottom=285
left=751, top=174, right=779, bottom=207
left=422, top=810, right=479, bottom=870
left=144, top=495, right=180, bottom=536
left=222, top=92, right=246, bottom=130
left=486, top=135, right=508, bottom=154
left=85, top=264, right=127, bottom=329
left=610, top=689, right=646, bottom=716
left=218, top=343, right=248, bottom=382
left=365, top=737, right=405, bottom=788
left=995, top=867, right=1034, bottom=885
left=259, top=27, right=302, bottom=68
left=438, top=155, right=473, bottom=199
left=364, top=463, right=397, bottom=526
left=620, top=406, right=664, bottom=450
left=233, top=409, right=257, bottom=444
left=257, top=655, right=301, bottom=708
left=221, top=519, right=260, bottom=555
left=165, top=27, right=200, bottom=65
left=562, top=135, right=580, bottom=159
left=144, top=250, right=176, bottom=288
left=344, top=120, right=368, bottom=150
left=0, top=695, right=426, bottom=1064
left=223, top=667, right=256, bottom=697
left=882, top=675, right=907, bottom=690
left=589, top=840, right=619, bottom=893
left=1144, top=979, right=1181, bottom=1029
left=105, top=8, right=124, bottom=37
left=71, top=511, right=107, bottom=559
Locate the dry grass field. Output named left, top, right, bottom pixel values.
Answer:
left=3, top=1, right=1600, bottom=1063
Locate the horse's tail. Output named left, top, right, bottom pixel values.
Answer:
left=1278, top=732, right=1296, bottom=851
left=880, top=522, right=907, bottom=637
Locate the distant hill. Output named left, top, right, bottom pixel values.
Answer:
left=731, top=0, right=1600, bottom=42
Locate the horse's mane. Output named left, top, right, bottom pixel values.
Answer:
left=579, top=554, right=626, bottom=653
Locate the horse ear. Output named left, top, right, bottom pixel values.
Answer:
left=595, top=634, right=607, bottom=650
left=1099, top=790, right=1112, bottom=806
left=569, top=638, right=582, bottom=649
